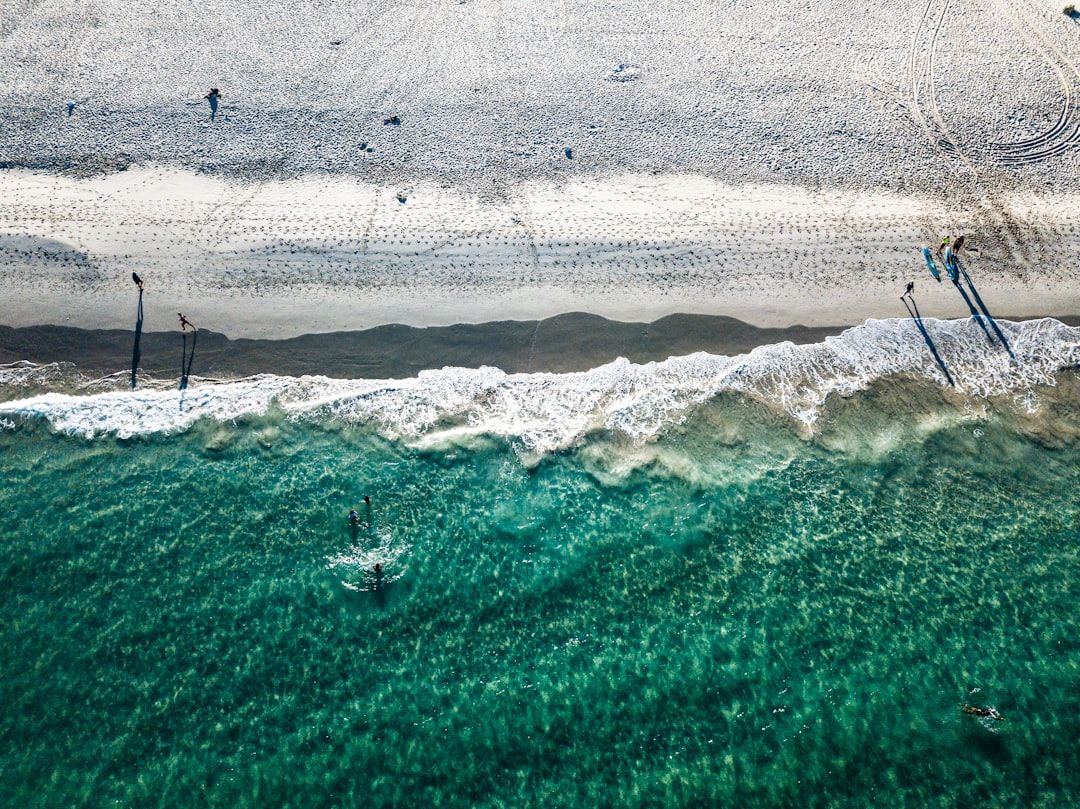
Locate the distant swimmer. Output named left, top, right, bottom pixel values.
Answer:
left=372, top=562, right=384, bottom=591
left=178, top=313, right=195, bottom=332
left=132, top=272, right=144, bottom=291
left=364, top=495, right=371, bottom=506
left=348, top=509, right=359, bottom=525
left=961, top=704, right=1003, bottom=721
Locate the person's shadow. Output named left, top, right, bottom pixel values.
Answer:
left=130, top=289, right=144, bottom=389
left=179, top=328, right=198, bottom=411
left=902, top=294, right=955, bottom=386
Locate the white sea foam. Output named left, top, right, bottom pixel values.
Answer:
left=2, top=319, right=1078, bottom=452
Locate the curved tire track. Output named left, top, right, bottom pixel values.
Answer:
left=987, top=0, right=1080, bottom=164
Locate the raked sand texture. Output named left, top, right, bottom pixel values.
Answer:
left=2, top=0, right=1080, bottom=335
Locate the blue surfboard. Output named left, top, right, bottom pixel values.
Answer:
left=922, top=247, right=941, bottom=281
left=944, top=247, right=958, bottom=281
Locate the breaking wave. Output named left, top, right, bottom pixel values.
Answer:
left=2, top=318, right=1078, bottom=453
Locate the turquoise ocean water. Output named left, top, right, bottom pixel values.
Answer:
left=2, top=317, right=1079, bottom=807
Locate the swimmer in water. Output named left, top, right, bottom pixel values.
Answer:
left=961, top=704, right=1003, bottom=721
left=348, top=510, right=359, bottom=524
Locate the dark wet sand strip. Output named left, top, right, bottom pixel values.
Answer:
left=2, top=313, right=1076, bottom=381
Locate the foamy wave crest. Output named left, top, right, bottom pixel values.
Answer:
left=1, top=318, right=1077, bottom=450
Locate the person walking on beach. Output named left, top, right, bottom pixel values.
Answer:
left=132, top=272, right=144, bottom=291
left=936, top=235, right=950, bottom=258
left=178, top=313, right=195, bottom=332
left=902, top=280, right=914, bottom=300
left=205, top=88, right=221, bottom=121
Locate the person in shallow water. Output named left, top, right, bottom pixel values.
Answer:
left=961, top=704, right=1003, bottom=721
left=348, top=510, right=359, bottom=524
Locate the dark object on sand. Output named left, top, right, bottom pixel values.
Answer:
left=205, top=88, right=221, bottom=120
left=384, top=115, right=401, bottom=125
left=565, top=146, right=573, bottom=159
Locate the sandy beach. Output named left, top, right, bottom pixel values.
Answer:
left=3, top=0, right=1080, bottom=349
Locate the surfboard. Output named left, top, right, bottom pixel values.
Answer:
left=944, top=247, right=958, bottom=281
left=922, top=247, right=941, bottom=281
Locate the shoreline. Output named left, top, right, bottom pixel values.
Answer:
left=3, top=313, right=1078, bottom=381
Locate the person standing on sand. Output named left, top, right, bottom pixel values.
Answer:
left=178, top=313, right=195, bottom=331
left=132, top=272, right=144, bottom=291
left=205, top=88, right=221, bottom=121
left=902, top=281, right=914, bottom=299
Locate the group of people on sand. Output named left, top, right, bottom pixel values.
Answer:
left=131, top=273, right=196, bottom=332
left=936, top=233, right=965, bottom=258
left=902, top=233, right=967, bottom=299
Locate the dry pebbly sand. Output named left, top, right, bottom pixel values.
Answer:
left=2, top=0, right=1080, bottom=338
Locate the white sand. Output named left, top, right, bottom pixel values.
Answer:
left=2, top=0, right=1080, bottom=337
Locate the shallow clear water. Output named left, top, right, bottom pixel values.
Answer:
left=3, top=319, right=1080, bottom=807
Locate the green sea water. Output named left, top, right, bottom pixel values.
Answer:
left=3, top=379, right=1080, bottom=808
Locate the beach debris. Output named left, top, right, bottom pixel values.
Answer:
left=384, top=115, right=401, bottom=125
left=396, top=193, right=407, bottom=204
left=330, top=39, right=343, bottom=46
left=608, top=63, right=642, bottom=82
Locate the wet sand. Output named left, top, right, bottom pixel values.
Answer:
left=0, top=314, right=847, bottom=380
left=3, top=313, right=1077, bottom=382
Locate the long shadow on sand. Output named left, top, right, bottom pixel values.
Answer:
left=949, top=272, right=997, bottom=347
left=179, top=328, right=197, bottom=411
left=903, top=295, right=955, bottom=386
left=956, top=256, right=1015, bottom=359
left=130, top=290, right=143, bottom=389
